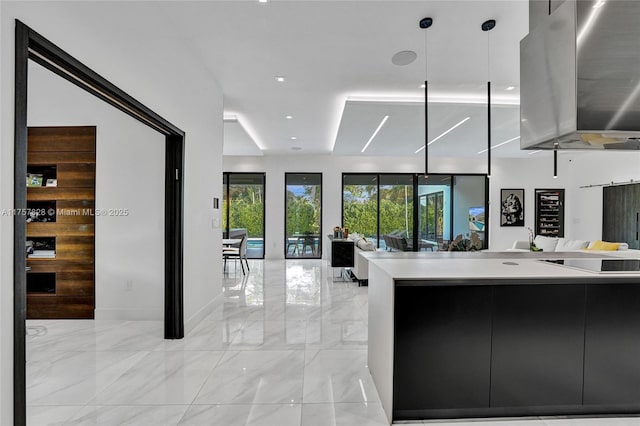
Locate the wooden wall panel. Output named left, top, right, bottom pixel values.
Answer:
left=26, top=126, right=96, bottom=319
left=27, top=126, right=96, bottom=152
left=27, top=151, right=96, bottom=165
left=56, top=200, right=95, bottom=224
left=57, top=163, right=96, bottom=187
left=28, top=188, right=95, bottom=201
left=27, top=223, right=94, bottom=237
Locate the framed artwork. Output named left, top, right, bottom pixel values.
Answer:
left=500, top=188, right=525, bottom=226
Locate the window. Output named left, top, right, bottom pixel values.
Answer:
left=418, top=174, right=488, bottom=250
left=285, top=173, right=322, bottom=258
left=342, top=174, right=378, bottom=245
left=223, top=173, right=266, bottom=259
left=343, top=173, right=488, bottom=251
left=379, top=174, right=414, bottom=249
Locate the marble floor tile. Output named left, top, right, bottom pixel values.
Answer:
left=230, top=320, right=307, bottom=350
left=27, top=350, right=147, bottom=405
left=66, top=405, right=189, bottom=426
left=301, top=402, right=388, bottom=426
left=155, top=317, right=244, bottom=351
left=193, top=350, right=304, bottom=404
left=27, top=405, right=83, bottom=426
left=91, top=350, right=222, bottom=405
left=303, top=349, right=379, bottom=403
left=179, top=404, right=301, bottom=426
left=25, top=259, right=640, bottom=426
left=305, top=319, right=368, bottom=350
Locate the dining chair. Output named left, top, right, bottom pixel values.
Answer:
left=223, top=234, right=250, bottom=274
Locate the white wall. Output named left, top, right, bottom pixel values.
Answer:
left=226, top=151, right=640, bottom=258
left=224, top=154, right=485, bottom=259
left=1, top=4, right=224, bottom=423
left=28, top=62, right=166, bottom=320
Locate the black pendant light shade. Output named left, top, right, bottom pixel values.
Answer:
left=481, top=19, right=496, bottom=31
left=554, top=148, right=558, bottom=178
left=420, top=17, right=433, bottom=29
left=420, top=17, right=433, bottom=175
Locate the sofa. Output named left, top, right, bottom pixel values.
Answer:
left=347, top=233, right=377, bottom=281
left=509, top=235, right=635, bottom=255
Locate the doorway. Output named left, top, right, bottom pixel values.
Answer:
left=14, top=21, right=185, bottom=426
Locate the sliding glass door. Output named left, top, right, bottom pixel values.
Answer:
left=285, top=173, right=322, bottom=259
left=343, top=173, right=488, bottom=251
left=418, top=174, right=488, bottom=250
left=342, top=174, right=378, bottom=246
left=379, top=174, right=414, bottom=249
left=223, top=173, right=265, bottom=258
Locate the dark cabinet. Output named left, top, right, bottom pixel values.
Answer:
left=584, top=284, right=640, bottom=405
left=330, top=239, right=354, bottom=267
left=490, top=285, right=585, bottom=408
left=394, top=285, right=492, bottom=418
left=603, top=183, right=640, bottom=249
left=535, top=189, right=565, bottom=237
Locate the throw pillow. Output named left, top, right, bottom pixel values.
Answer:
left=587, top=240, right=621, bottom=251
left=555, top=238, right=590, bottom=251
left=357, top=238, right=376, bottom=251
left=533, top=235, right=559, bottom=252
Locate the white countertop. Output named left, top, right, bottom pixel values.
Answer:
left=367, top=257, right=640, bottom=280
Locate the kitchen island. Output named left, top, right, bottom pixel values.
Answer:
left=367, top=254, right=640, bottom=423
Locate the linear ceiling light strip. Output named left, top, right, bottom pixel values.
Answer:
left=361, top=115, right=389, bottom=153
left=415, top=116, right=471, bottom=153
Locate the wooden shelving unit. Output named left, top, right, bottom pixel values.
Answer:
left=26, top=126, right=96, bottom=319
left=535, top=189, right=565, bottom=238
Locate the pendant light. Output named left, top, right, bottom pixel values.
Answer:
left=553, top=142, right=559, bottom=178
left=482, top=19, right=496, bottom=178
left=420, top=17, right=433, bottom=176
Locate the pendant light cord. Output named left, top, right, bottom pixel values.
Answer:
left=424, top=28, right=429, bottom=175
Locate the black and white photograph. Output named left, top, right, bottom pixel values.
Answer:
left=501, top=188, right=524, bottom=226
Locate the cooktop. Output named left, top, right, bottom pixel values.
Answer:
left=543, top=259, right=640, bottom=273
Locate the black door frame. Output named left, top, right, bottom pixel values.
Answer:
left=14, top=20, right=185, bottom=426
left=223, top=172, right=267, bottom=259
left=284, top=172, right=323, bottom=259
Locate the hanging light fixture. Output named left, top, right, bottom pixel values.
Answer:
left=482, top=19, right=496, bottom=178
left=553, top=142, right=559, bottom=178
left=420, top=17, right=433, bottom=176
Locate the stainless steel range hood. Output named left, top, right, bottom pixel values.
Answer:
left=520, top=0, right=640, bottom=151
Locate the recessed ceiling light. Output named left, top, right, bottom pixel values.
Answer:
left=291, top=136, right=297, bottom=140
left=420, top=83, right=426, bottom=89
left=258, top=0, right=268, bottom=3
left=276, top=76, right=285, bottom=82
left=291, top=146, right=302, bottom=151
left=361, top=115, right=389, bottom=153
left=506, top=86, right=516, bottom=91
left=415, top=117, right=471, bottom=153
left=391, top=50, right=417, bottom=66
left=285, top=115, right=293, bottom=119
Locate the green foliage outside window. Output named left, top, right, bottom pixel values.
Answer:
left=286, top=186, right=320, bottom=235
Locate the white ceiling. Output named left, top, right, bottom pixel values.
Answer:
left=25, top=0, right=530, bottom=158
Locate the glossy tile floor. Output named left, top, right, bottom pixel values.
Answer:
left=26, top=260, right=640, bottom=426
